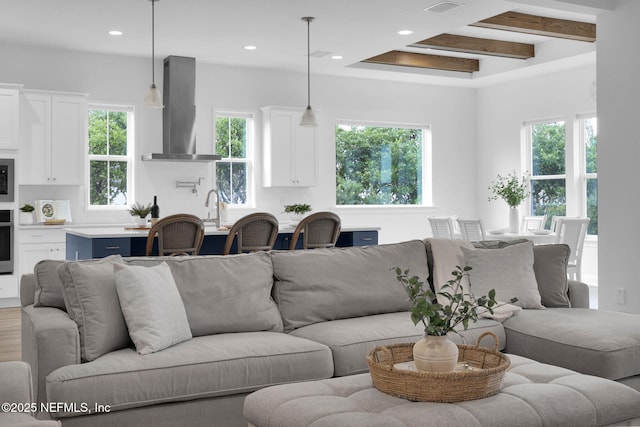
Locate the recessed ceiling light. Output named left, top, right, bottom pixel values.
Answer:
left=244, top=45, right=257, bottom=50
left=108, top=30, right=123, bottom=36
left=331, top=55, right=343, bottom=60
left=397, top=30, right=414, bottom=36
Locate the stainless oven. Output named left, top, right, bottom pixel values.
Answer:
left=0, top=159, right=14, bottom=203
left=0, top=210, right=13, bottom=274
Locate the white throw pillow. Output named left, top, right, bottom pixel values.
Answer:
left=461, top=241, right=545, bottom=309
left=114, top=262, right=192, bottom=355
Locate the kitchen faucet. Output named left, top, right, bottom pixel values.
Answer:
left=205, top=189, right=221, bottom=227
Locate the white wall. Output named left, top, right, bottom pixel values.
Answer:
left=476, top=64, right=598, bottom=285
left=0, top=44, right=478, bottom=244
left=596, top=0, right=640, bottom=312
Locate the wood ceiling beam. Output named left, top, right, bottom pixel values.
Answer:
left=362, top=50, right=479, bottom=73
left=470, top=11, right=596, bottom=42
left=412, top=34, right=534, bottom=59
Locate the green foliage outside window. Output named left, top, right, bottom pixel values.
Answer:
left=530, top=122, right=567, bottom=228
left=215, top=116, right=248, bottom=205
left=529, top=118, right=598, bottom=235
left=335, top=124, right=424, bottom=205
left=88, top=109, right=129, bottom=206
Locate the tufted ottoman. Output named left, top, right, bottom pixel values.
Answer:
left=244, top=355, right=640, bottom=427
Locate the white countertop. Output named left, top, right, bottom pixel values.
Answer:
left=64, top=225, right=380, bottom=239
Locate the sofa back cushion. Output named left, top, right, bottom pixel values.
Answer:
left=33, top=259, right=67, bottom=310
left=57, top=255, right=130, bottom=362
left=124, top=252, right=283, bottom=336
left=271, top=240, right=428, bottom=332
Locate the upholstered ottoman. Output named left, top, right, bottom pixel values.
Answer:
left=244, top=355, right=640, bottom=427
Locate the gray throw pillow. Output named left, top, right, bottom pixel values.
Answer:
left=114, top=262, right=192, bottom=354
left=532, top=244, right=571, bottom=307
left=461, top=241, right=545, bottom=309
left=472, top=240, right=571, bottom=308
left=57, top=255, right=130, bottom=361
left=33, top=259, right=66, bottom=310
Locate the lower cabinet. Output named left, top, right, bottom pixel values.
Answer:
left=18, top=228, right=66, bottom=277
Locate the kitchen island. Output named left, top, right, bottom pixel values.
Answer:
left=65, top=225, right=379, bottom=259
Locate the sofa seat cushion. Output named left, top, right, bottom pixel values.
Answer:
left=504, top=308, right=640, bottom=380
left=45, top=332, right=333, bottom=418
left=289, top=311, right=505, bottom=377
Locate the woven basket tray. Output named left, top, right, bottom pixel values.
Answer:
left=366, top=331, right=510, bottom=403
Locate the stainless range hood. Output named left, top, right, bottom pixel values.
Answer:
left=142, top=56, right=221, bottom=162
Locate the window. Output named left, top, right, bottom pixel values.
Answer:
left=581, top=115, right=598, bottom=235
left=214, top=113, right=252, bottom=205
left=526, top=116, right=598, bottom=236
left=527, top=120, right=566, bottom=226
left=87, top=105, right=133, bottom=207
left=335, top=122, right=430, bottom=205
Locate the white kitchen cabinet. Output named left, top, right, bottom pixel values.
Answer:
left=0, top=85, right=21, bottom=149
left=18, top=228, right=66, bottom=278
left=262, top=107, right=317, bottom=187
left=20, top=90, right=87, bottom=185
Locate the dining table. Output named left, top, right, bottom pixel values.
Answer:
left=484, top=229, right=557, bottom=244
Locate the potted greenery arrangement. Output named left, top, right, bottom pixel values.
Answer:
left=284, top=203, right=312, bottom=222
left=129, top=202, right=152, bottom=226
left=488, top=171, right=530, bottom=233
left=19, top=203, right=35, bottom=225
left=393, top=265, right=517, bottom=372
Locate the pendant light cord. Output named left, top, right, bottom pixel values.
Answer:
left=306, top=17, right=311, bottom=107
left=151, top=0, right=156, bottom=85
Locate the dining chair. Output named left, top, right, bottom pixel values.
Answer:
left=521, top=215, right=546, bottom=232
left=428, top=216, right=455, bottom=239
left=555, top=217, right=590, bottom=281
left=457, top=219, right=486, bottom=241
left=289, top=211, right=341, bottom=250
left=223, top=212, right=279, bottom=255
left=145, top=214, right=205, bottom=256
left=550, top=216, right=567, bottom=233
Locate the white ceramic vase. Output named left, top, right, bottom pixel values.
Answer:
left=413, top=335, right=459, bottom=372
left=508, top=207, right=519, bottom=233
left=135, top=216, right=148, bottom=227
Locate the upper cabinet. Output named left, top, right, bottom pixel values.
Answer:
left=0, top=85, right=21, bottom=149
left=262, top=106, right=317, bottom=187
left=20, top=90, right=87, bottom=185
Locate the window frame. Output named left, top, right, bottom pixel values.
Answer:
left=86, top=103, right=135, bottom=211
left=213, top=110, right=254, bottom=207
left=524, top=115, right=598, bottom=237
left=334, top=119, right=432, bottom=207
left=578, top=113, right=598, bottom=236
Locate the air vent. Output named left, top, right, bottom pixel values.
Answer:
left=424, top=1, right=462, bottom=13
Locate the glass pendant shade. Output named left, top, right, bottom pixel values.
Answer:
left=300, top=105, right=318, bottom=127
left=144, top=83, right=163, bottom=108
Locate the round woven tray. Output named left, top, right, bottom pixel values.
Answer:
left=366, top=331, right=510, bottom=403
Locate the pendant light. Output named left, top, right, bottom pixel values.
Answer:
left=144, top=0, right=163, bottom=108
left=300, top=17, right=318, bottom=127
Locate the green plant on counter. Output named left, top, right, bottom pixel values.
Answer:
left=20, top=204, right=35, bottom=213
left=128, top=202, right=152, bottom=218
left=283, top=204, right=312, bottom=214
left=392, top=265, right=517, bottom=336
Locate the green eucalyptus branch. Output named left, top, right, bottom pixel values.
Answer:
left=392, top=265, right=518, bottom=337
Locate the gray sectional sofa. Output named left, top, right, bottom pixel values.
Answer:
left=18, top=239, right=640, bottom=427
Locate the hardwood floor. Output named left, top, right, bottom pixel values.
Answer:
left=0, top=307, right=21, bottom=362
